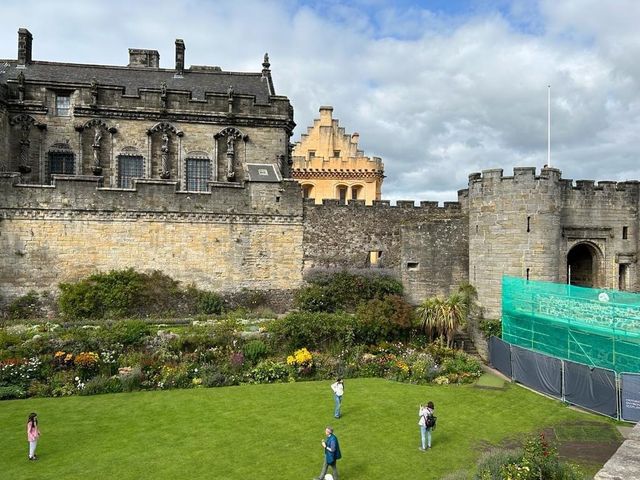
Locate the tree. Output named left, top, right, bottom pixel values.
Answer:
left=416, top=284, right=475, bottom=347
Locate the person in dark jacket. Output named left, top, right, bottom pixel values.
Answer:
left=314, top=426, right=341, bottom=480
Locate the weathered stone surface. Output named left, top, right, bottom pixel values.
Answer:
left=595, top=423, right=640, bottom=479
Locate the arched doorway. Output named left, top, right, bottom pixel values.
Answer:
left=567, top=242, right=601, bottom=288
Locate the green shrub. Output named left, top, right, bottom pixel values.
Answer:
left=250, top=360, right=290, bottom=383
left=479, top=318, right=502, bottom=339
left=355, top=295, right=415, bottom=344
left=267, top=311, right=357, bottom=351
left=58, top=269, right=225, bottom=319
left=8, top=290, right=43, bottom=319
left=119, top=367, right=144, bottom=392
left=304, top=270, right=404, bottom=312
left=80, top=375, right=123, bottom=396
left=199, top=364, right=240, bottom=387
left=211, top=318, right=241, bottom=348
left=197, top=291, right=225, bottom=315
left=0, top=385, right=26, bottom=399
left=243, top=339, right=269, bottom=364
left=108, top=320, right=151, bottom=346
left=295, top=285, right=338, bottom=313
left=473, top=448, right=522, bottom=480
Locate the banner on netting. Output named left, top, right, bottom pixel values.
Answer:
left=563, top=360, right=617, bottom=418
left=511, top=345, right=562, bottom=398
left=621, top=373, right=640, bottom=423
left=489, top=336, right=512, bottom=378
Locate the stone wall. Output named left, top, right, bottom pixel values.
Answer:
left=303, top=199, right=468, bottom=304
left=595, top=422, right=640, bottom=479
left=0, top=174, right=304, bottom=303
left=0, top=92, right=7, bottom=170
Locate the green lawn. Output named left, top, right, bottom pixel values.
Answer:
left=0, top=377, right=617, bottom=480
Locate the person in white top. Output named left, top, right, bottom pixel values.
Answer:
left=418, top=401, right=435, bottom=451
left=331, top=378, right=344, bottom=418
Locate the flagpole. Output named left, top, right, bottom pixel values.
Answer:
left=547, top=85, right=551, bottom=168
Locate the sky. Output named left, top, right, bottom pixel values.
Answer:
left=1, top=0, right=639, bottom=203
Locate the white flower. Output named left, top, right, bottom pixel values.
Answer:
left=75, top=376, right=80, bottom=381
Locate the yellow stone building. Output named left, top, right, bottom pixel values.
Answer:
left=292, top=106, right=384, bottom=204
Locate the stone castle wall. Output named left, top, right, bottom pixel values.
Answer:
left=303, top=199, right=468, bottom=304
left=467, top=167, right=640, bottom=319
left=0, top=174, right=304, bottom=303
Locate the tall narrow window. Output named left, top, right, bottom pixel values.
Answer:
left=619, top=264, right=628, bottom=291
left=56, top=94, right=71, bottom=116
left=527, top=216, right=531, bottom=233
left=351, top=185, right=362, bottom=200
left=47, top=152, right=74, bottom=183
left=118, top=156, right=144, bottom=188
left=186, top=158, right=210, bottom=192
left=526, top=268, right=530, bottom=281
left=623, top=226, right=628, bottom=239
left=337, top=186, right=348, bottom=204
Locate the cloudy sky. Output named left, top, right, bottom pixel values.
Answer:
left=2, top=0, right=639, bottom=203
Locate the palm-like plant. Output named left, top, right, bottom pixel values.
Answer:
left=416, top=284, right=477, bottom=348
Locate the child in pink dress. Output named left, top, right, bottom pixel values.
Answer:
left=27, top=412, right=40, bottom=460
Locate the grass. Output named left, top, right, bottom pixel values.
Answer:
left=0, top=377, right=619, bottom=480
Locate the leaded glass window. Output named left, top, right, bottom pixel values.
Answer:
left=56, top=95, right=71, bottom=116
left=186, top=158, right=210, bottom=192
left=47, top=152, right=74, bottom=183
left=118, top=156, right=144, bottom=189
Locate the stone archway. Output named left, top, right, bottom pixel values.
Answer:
left=567, top=242, right=602, bottom=288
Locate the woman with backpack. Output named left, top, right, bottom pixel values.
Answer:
left=418, top=401, right=435, bottom=451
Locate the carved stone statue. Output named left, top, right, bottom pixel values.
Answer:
left=90, top=77, right=98, bottom=106
left=93, top=127, right=102, bottom=148
left=160, top=132, right=170, bottom=178
left=226, top=134, right=236, bottom=180
left=92, top=126, right=102, bottom=170
left=17, top=71, right=25, bottom=102
left=227, top=85, right=234, bottom=114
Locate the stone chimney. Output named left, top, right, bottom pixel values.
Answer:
left=128, top=49, right=160, bottom=68
left=319, top=106, right=333, bottom=126
left=175, top=39, right=185, bottom=75
left=17, top=28, right=33, bottom=66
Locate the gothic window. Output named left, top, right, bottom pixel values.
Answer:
left=118, top=155, right=144, bottom=188
left=46, top=152, right=74, bottom=183
left=56, top=95, right=71, bottom=116
left=186, top=158, right=210, bottom=192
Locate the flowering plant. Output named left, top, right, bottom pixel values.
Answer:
left=286, top=348, right=313, bottom=368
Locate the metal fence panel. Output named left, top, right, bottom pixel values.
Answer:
left=489, top=336, right=512, bottom=378
left=621, top=373, right=640, bottom=422
left=511, top=345, right=562, bottom=398
left=563, top=360, right=617, bottom=418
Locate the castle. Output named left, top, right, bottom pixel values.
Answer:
left=1, top=30, right=637, bottom=320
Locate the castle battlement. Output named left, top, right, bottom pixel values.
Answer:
left=302, top=196, right=462, bottom=211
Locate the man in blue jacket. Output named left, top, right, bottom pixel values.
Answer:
left=314, top=426, right=341, bottom=480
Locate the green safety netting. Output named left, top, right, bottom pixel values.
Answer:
left=502, top=276, right=640, bottom=373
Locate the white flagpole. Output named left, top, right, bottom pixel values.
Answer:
left=547, top=85, right=551, bottom=168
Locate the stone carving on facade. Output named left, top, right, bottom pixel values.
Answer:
left=10, top=114, right=45, bottom=174
left=227, top=85, right=234, bottom=114
left=90, top=77, right=98, bottom=107
left=160, top=81, right=168, bottom=110
left=147, top=122, right=183, bottom=180
left=92, top=126, right=103, bottom=174
left=16, top=70, right=25, bottom=102
left=160, top=133, right=170, bottom=179
left=215, top=127, right=246, bottom=181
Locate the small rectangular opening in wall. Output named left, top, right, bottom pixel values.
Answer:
left=527, top=216, right=531, bottom=233
left=369, top=251, right=382, bottom=266
left=407, top=262, right=419, bottom=271
left=619, top=264, right=628, bottom=291
left=526, top=268, right=530, bottom=281
left=623, top=226, right=628, bottom=239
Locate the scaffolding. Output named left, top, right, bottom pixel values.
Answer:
left=502, top=276, right=640, bottom=373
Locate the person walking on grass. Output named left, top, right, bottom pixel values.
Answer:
left=331, top=378, right=344, bottom=418
left=418, top=401, right=435, bottom=451
left=27, top=412, right=40, bottom=460
left=314, top=426, right=341, bottom=480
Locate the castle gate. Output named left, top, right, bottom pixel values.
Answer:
left=567, top=242, right=603, bottom=288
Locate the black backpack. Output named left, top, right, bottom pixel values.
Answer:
left=425, top=413, right=436, bottom=429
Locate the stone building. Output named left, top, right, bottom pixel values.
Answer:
left=1, top=29, right=639, bottom=320
left=291, top=106, right=384, bottom=205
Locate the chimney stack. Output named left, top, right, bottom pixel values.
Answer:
left=17, top=28, right=33, bottom=66
left=175, top=39, right=185, bottom=75
left=128, top=49, right=160, bottom=68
